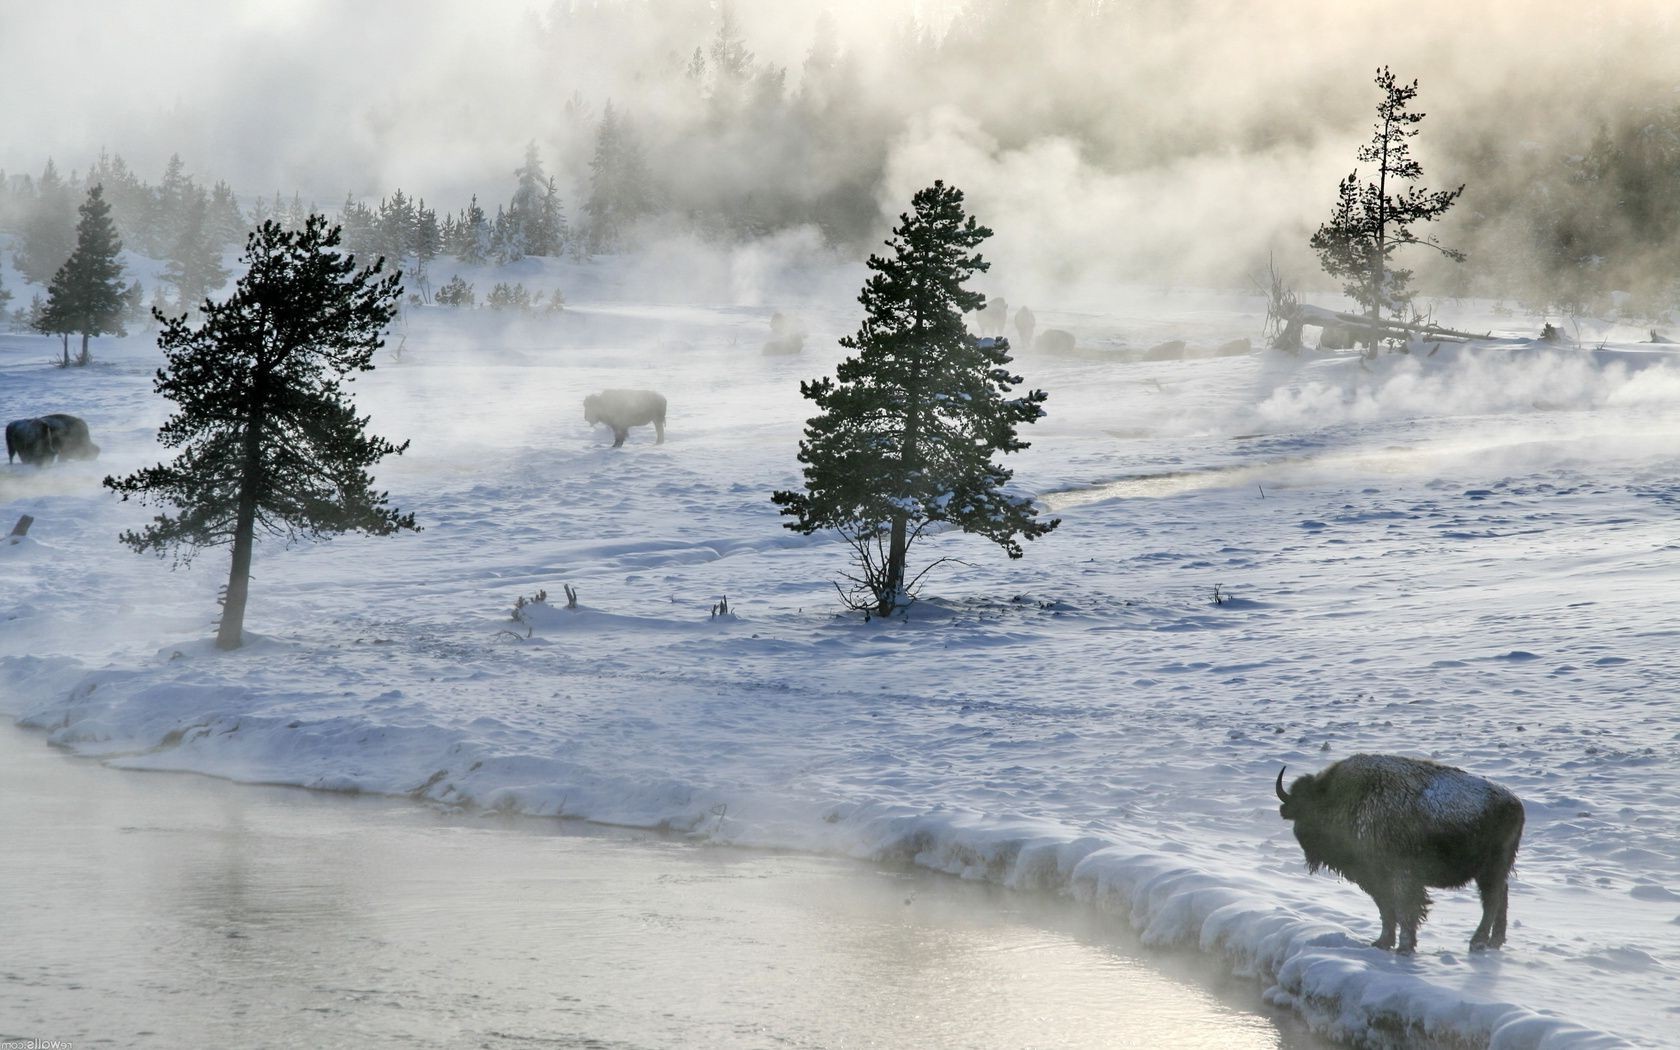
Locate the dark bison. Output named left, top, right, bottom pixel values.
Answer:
left=584, top=389, right=666, bottom=447
left=6, top=414, right=100, bottom=466
left=1276, top=753, right=1524, bottom=953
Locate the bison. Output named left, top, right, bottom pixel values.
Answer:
left=1276, top=753, right=1524, bottom=953
left=6, top=414, right=100, bottom=466
left=583, top=389, right=666, bottom=447
left=975, top=296, right=1009, bottom=339
left=1013, top=305, right=1036, bottom=352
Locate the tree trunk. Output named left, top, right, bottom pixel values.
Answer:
left=881, top=512, right=908, bottom=615
left=216, top=497, right=257, bottom=650
left=216, top=403, right=267, bottom=651
left=77, top=331, right=91, bottom=366
left=60, top=334, right=69, bottom=367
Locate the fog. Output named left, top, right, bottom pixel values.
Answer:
left=4, top=0, right=1679, bottom=303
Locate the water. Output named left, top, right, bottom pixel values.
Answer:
left=0, top=723, right=1333, bottom=1049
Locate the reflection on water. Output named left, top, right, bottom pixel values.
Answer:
left=0, top=724, right=1331, bottom=1049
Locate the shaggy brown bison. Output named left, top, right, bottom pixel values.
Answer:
left=1277, top=753, right=1524, bottom=953
left=584, top=389, right=667, bottom=447
left=6, top=414, right=100, bottom=466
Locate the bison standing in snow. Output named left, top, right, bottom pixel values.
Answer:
left=6, top=413, right=100, bottom=466
left=1276, top=753, right=1524, bottom=953
left=583, top=389, right=667, bottom=447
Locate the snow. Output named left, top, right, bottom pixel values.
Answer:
left=3, top=264, right=1678, bottom=1049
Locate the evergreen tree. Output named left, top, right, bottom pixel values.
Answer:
left=15, top=159, right=77, bottom=285
left=540, top=176, right=568, bottom=256
left=490, top=204, right=523, bottom=264
left=337, top=193, right=376, bottom=257
left=511, top=142, right=559, bottom=256
left=1310, top=67, right=1464, bottom=348
left=207, top=181, right=246, bottom=249
left=584, top=103, right=652, bottom=252
left=374, top=189, right=418, bottom=269
left=105, top=216, right=416, bottom=651
left=148, top=153, right=193, bottom=256
left=0, top=264, right=11, bottom=318
left=707, top=1, right=754, bottom=114
left=38, top=184, right=127, bottom=366
left=89, top=150, right=150, bottom=247
left=163, top=185, right=229, bottom=311
left=772, top=181, right=1058, bottom=615
left=456, top=195, right=490, bottom=264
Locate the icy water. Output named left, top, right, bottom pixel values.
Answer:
left=0, top=724, right=1333, bottom=1050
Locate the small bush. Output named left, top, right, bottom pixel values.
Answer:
left=436, top=275, right=475, bottom=308
left=487, top=282, right=532, bottom=311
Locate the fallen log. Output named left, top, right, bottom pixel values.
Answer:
left=1273, top=303, right=1494, bottom=351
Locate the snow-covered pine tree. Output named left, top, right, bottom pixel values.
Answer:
left=511, top=143, right=559, bottom=256
left=1310, top=67, right=1464, bottom=350
left=456, top=195, right=490, bottom=264
left=772, top=181, right=1059, bottom=615
left=105, top=216, right=416, bottom=651
left=38, top=184, right=127, bottom=366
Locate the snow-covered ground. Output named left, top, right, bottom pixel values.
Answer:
left=3, top=258, right=1678, bottom=1048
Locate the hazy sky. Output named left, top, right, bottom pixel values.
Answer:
left=4, top=0, right=1677, bottom=293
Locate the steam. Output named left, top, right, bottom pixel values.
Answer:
left=3, top=1, right=1678, bottom=300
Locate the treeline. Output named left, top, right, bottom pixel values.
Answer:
left=5, top=0, right=1680, bottom=318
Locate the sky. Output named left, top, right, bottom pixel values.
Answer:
left=4, top=0, right=1679, bottom=295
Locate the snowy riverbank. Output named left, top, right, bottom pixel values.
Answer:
left=4, top=275, right=1677, bottom=1047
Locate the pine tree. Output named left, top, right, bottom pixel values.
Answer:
left=14, top=159, right=77, bottom=285
left=149, top=154, right=193, bottom=256
left=38, top=184, right=127, bottom=366
left=540, top=176, right=568, bottom=256
left=163, top=185, right=229, bottom=312
left=772, top=181, right=1059, bottom=615
left=1310, top=67, right=1464, bottom=349
left=105, top=216, right=416, bottom=651
left=207, top=181, right=246, bottom=249
left=511, top=143, right=558, bottom=256
left=456, top=195, right=490, bottom=264
left=584, top=103, right=652, bottom=252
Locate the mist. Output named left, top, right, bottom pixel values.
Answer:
left=4, top=0, right=1679, bottom=305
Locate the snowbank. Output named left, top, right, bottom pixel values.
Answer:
left=5, top=287, right=1676, bottom=1047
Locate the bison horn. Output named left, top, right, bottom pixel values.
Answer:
left=1275, top=766, right=1290, bottom=803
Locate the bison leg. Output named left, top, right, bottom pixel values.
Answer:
left=1395, top=879, right=1432, bottom=954
left=1470, top=878, right=1505, bottom=950
left=612, top=426, right=628, bottom=447
left=1472, top=862, right=1513, bottom=949
left=1356, top=876, right=1400, bottom=949
left=654, top=418, right=664, bottom=444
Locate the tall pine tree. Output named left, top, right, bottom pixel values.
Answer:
left=163, top=185, right=230, bottom=312
left=105, top=216, right=417, bottom=650
left=14, top=158, right=77, bottom=285
left=1310, top=67, right=1464, bottom=349
left=38, top=184, right=127, bottom=366
left=772, top=181, right=1058, bottom=615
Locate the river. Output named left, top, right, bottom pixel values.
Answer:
left=0, top=722, right=1333, bottom=1049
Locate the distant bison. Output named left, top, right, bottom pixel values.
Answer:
left=1013, top=305, right=1036, bottom=351
left=975, top=296, right=1009, bottom=339
left=1277, top=753, right=1524, bottom=953
left=6, top=414, right=100, bottom=466
left=762, top=311, right=805, bottom=356
left=1033, top=328, right=1076, bottom=356
left=584, top=389, right=667, bottom=447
